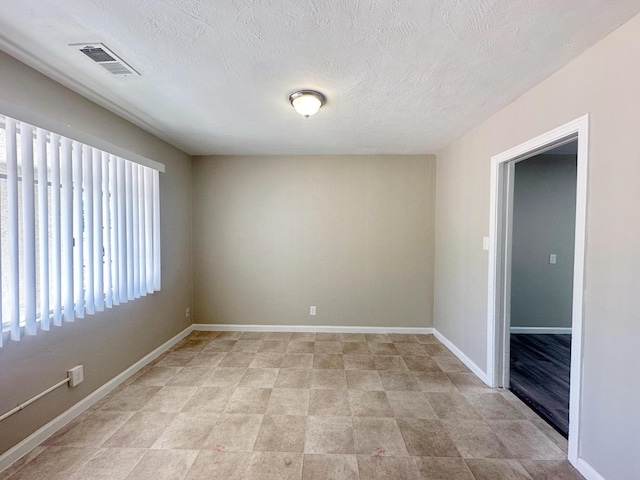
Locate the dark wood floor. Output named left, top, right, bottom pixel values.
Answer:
left=510, top=333, right=571, bottom=437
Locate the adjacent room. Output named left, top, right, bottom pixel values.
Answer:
left=1, top=2, right=639, bottom=480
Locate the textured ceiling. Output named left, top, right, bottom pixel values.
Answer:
left=0, top=1, right=638, bottom=156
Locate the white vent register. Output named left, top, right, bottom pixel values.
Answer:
left=70, top=43, right=140, bottom=76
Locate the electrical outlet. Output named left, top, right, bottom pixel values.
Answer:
left=67, top=365, right=84, bottom=387
left=310, top=306, right=317, bottom=316
left=186, top=307, right=190, bottom=318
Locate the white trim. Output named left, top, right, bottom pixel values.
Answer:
left=0, top=326, right=192, bottom=473
left=510, top=327, right=572, bottom=334
left=0, top=100, right=165, bottom=173
left=575, top=458, right=607, bottom=480
left=433, top=329, right=490, bottom=385
left=486, top=114, right=589, bottom=467
left=192, top=323, right=434, bottom=335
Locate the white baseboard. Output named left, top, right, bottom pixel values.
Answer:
left=193, top=323, right=434, bottom=335
left=510, top=327, right=572, bottom=334
left=575, top=458, right=607, bottom=480
left=0, top=325, right=193, bottom=473
left=432, top=329, right=490, bottom=386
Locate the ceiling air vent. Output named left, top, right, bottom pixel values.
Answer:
left=70, top=43, right=140, bottom=76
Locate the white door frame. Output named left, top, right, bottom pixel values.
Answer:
left=486, top=114, right=589, bottom=465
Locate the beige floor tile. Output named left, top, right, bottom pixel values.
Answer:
left=202, top=414, right=263, bottom=451
left=413, top=372, right=458, bottom=392
left=389, top=333, right=419, bottom=343
left=265, top=332, right=293, bottom=341
left=0, top=446, right=47, bottom=480
left=281, top=353, right=314, bottom=369
left=364, top=333, right=392, bottom=343
left=414, top=334, right=440, bottom=344
left=103, top=411, right=175, bottom=448
left=308, top=389, right=352, bottom=416
left=152, top=413, right=218, bottom=449
left=386, top=391, right=437, bottom=418
left=442, top=420, right=510, bottom=458
left=425, top=392, right=482, bottom=420
left=302, top=454, right=358, bottom=480
left=67, top=447, right=146, bottom=480
left=304, top=416, right=354, bottom=454
left=203, top=340, right=237, bottom=352
left=340, top=333, right=367, bottom=342
left=367, top=342, right=399, bottom=355
left=519, top=460, right=585, bottom=480
left=425, top=344, right=456, bottom=357
left=379, top=371, right=419, bottom=391
left=313, top=354, right=344, bottom=369
left=46, top=410, right=134, bottom=447
left=310, top=370, right=347, bottom=389
left=433, top=356, right=471, bottom=373
left=174, top=340, right=209, bottom=354
left=314, top=341, right=342, bottom=353
left=253, top=415, right=307, bottom=452
left=315, top=333, right=341, bottom=342
left=373, top=355, right=409, bottom=371
left=396, top=418, right=460, bottom=457
left=7, top=447, right=96, bottom=480
left=250, top=353, right=284, bottom=368
left=346, top=370, right=384, bottom=390
left=245, top=452, right=303, bottom=480
left=132, top=366, right=182, bottom=386
left=202, top=367, right=246, bottom=387
left=464, top=393, right=526, bottom=420
left=141, top=386, right=197, bottom=412
left=241, top=332, right=269, bottom=340
left=185, top=352, right=227, bottom=367
left=226, top=388, right=272, bottom=414
left=404, top=356, right=443, bottom=372
left=184, top=451, right=251, bottom=479
left=349, top=391, right=394, bottom=417
left=266, top=388, right=310, bottom=415
left=231, top=340, right=263, bottom=353
left=166, top=367, right=212, bottom=387
left=219, top=352, right=255, bottom=368
left=343, top=354, right=376, bottom=370
left=180, top=387, right=233, bottom=413
left=352, top=417, right=408, bottom=456
left=413, top=457, right=475, bottom=480
left=125, top=448, right=198, bottom=480
left=290, top=332, right=315, bottom=341
left=395, top=343, right=430, bottom=356
left=488, top=421, right=566, bottom=460
left=446, top=373, right=493, bottom=393
left=275, top=369, right=313, bottom=388
left=465, top=459, right=533, bottom=480
left=287, top=341, right=315, bottom=353
left=259, top=341, right=288, bottom=353
left=239, top=368, right=279, bottom=388
left=100, top=385, right=161, bottom=411
left=341, top=342, right=370, bottom=355
left=216, top=331, right=243, bottom=340
left=357, top=455, right=418, bottom=480
left=156, top=352, right=197, bottom=367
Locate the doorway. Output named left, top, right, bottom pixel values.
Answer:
left=508, top=141, right=577, bottom=437
left=486, top=115, right=589, bottom=465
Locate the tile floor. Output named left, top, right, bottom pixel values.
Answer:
left=0, top=331, right=585, bottom=480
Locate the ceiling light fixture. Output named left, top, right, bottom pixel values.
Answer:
left=289, top=90, right=326, bottom=118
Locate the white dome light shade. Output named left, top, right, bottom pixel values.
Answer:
left=289, top=90, right=326, bottom=118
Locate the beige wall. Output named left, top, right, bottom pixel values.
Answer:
left=0, top=52, right=192, bottom=455
left=434, top=13, right=640, bottom=480
left=192, top=155, right=435, bottom=328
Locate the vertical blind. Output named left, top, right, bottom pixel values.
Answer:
left=0, top=114, right=161, bottom=347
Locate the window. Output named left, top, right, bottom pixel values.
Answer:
left=0, top=114, right=161, bottom=347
